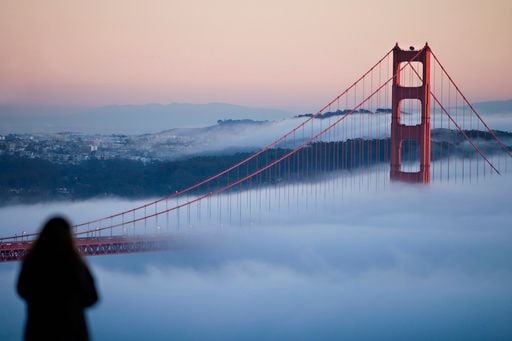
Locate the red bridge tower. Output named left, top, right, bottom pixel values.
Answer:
left=390, top=43, right=431, bottom=183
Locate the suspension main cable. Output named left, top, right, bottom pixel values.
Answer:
left=73, top=48, right=426, bottom=237
left=72, top=48, right=396, bottom=230
left=404, top=59, right=500, bottom=175
left=1, top=47, right=416, bottom=242
left=430, top=51, right=512, bottom=158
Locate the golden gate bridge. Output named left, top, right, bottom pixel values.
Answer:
left=1, top=43, right=511, bottom=262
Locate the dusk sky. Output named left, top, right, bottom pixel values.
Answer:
left=2, top=2, right=512, bottom=339
left=1, top=0, right=511, bottom=111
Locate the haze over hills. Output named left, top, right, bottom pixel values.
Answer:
left=2, top=102, right=512, bottom=204
left=471, top=99, right=512, bottom=113
left=0, top=102, right=293, bottom=134
left=0, top=99, right=511, bottom=135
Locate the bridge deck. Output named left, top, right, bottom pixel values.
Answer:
left=0, top=235, right=174, bottom=262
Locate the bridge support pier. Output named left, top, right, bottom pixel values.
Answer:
left=390, top=43, right=431, bottom=183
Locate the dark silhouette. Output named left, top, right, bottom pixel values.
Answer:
left=17, top=217, right=98, bottom=341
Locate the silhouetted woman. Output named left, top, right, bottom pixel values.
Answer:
left=17, top=217, right=98, bottom=341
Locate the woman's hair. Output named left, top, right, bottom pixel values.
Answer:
left=26, top=216, right=82, bottom=261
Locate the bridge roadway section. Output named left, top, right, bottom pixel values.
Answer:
left=0, top=235, right=174, bottom=262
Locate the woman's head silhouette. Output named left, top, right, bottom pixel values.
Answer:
left=28, top=216, right=80, bottom=260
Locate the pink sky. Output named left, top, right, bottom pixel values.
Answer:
left=0, top=0, right=511, bottom=111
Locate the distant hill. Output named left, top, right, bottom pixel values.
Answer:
left=1, top=99, right=510, bottom=135
left=2, top=129, right=511, bottom=205
left=471, top=99, right=512, bottom=114
left=0, top=103, right=293, bottom=134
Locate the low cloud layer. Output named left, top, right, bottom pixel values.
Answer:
left=1, top=170, right=511, bottom=340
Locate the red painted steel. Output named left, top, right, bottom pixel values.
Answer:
left=0, top=236, right=175, bottom=262
left=390, top=43, right=431, bottom=183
